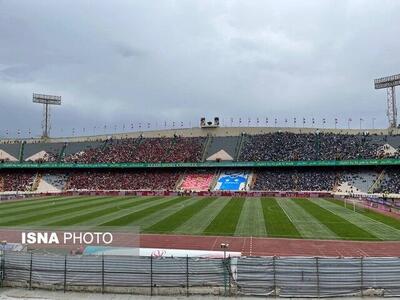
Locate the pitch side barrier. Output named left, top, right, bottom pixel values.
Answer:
left=334, top=194, right=400, bottom=216
left=2, top=158, right=400, bottom=169
left=0, top=194, right=29, bottom=202
left=0, top=190, right=332, bottom=200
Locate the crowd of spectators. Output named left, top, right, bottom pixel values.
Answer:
left=376, top=170, right=400, bottom=194
left=240, top=132, right=389, bottom=162
left=0, top=167, right=399, bottom=194
left=64, top=136, right=205, bottom=163
left=65, top=171, right=180, bottom=191
left=252, top=170, right=337, bottom=191
left=3, top=133, right=400, bottom=165
left=0, top=172, right=34, bottom=192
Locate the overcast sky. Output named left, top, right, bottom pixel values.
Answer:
left=1, top=0, right=400, bottom=138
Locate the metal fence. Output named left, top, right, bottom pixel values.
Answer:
left=236, top=257, right=400, bottom=297
left=1, top=252, right=400, bottom=297
left=0, top=251, right=230, bottom=296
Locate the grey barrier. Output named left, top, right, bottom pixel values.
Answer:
left=1, top=251, right=230, bottom=296
left=1, top=251, right=400, bottom=297
left=236, top=257, right=400, bottom=297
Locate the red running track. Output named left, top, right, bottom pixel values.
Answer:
left=2, top=230, right=399, bottom=257
left=141, top=234, right=400, bottom=257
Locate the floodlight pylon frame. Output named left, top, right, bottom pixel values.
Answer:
left=33, top=93, right=61, bottom=138
left=387, top=86, right=397, bottom=128
left=374, top=74, right=400, bottom=128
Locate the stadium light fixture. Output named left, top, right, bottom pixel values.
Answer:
left=374, top=74, right=400, bottom=128
left=33, top=93, right=62, bottom=138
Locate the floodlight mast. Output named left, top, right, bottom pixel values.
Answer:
left=32, top=93, right=62, bottom=138
left=374, top=74, right=400, bottom=128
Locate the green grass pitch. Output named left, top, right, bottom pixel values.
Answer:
left=1, top=196, right=400, bottom=241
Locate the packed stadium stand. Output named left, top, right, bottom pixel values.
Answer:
left=252, top=170, right=337, bottom=191
left=65, top=170, right=179, bottom=191
left=0, top=172, right=35, bottom=192
left=3, top=168, right=400, bottom=194
left=2, top=127, right=400, bottom=195
left=239, top=132, right=399, bottom=161
left=2, top=130, right=400, bottom=164
left=63, top=137, right=205, bottom=163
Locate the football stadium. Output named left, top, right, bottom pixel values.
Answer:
left=2, top=123, right=400, bottom=297
left=2, top=1, right=400, bottom=299
left=2, top=127, right=400, bottom=244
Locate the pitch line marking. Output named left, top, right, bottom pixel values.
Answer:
left=313, top=198, right=400, bottom=240
left=275, top=197, right=294, bottom=223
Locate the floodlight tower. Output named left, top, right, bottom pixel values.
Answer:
left=374, top=74, right=400, bottom=128
left=32, top=93, right=62, bottom=138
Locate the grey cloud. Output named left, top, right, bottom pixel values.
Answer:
left=0, top=0, right=399, bottom=138
left=115, top=44, right=148, bottom=58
